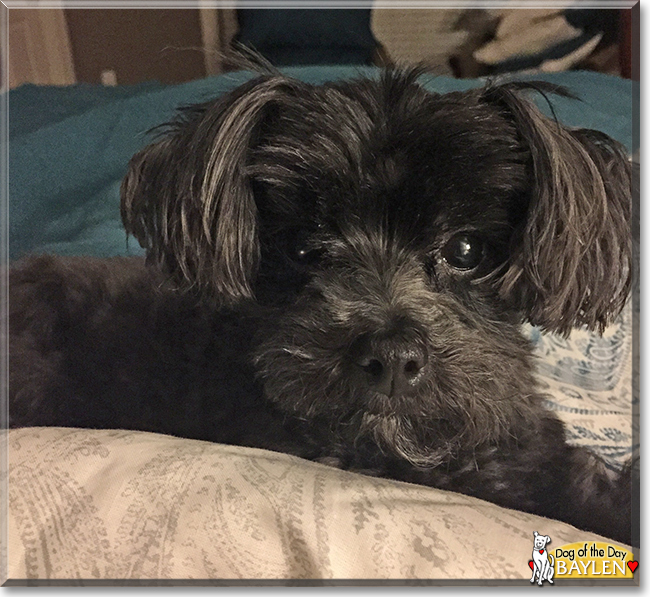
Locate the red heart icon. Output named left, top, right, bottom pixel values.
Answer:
left=628, top=561, right=638, bottom=573
left=528, top=561, right=534, bottom=570
left=539, top=550, right=544, bottom=554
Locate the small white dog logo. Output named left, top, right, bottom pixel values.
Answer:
left=530, top=531, right=554, bottom=585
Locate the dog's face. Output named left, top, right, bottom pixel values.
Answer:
left=533, top=532, right=551, bottom=551
left=121, top=70, right=631, bottom=466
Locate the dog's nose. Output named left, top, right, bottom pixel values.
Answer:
left=352, top=334, right=428, bottom=397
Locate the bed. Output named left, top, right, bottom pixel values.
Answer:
left=5, top=66, right=638, bottom=583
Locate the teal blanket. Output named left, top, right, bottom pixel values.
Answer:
left=9, top=67, right=634, bottom=260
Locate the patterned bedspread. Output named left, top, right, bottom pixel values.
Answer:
left=527, top=301, right=636, bottom=469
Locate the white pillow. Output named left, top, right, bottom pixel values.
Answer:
left=7, top=426, right=618, bottom=581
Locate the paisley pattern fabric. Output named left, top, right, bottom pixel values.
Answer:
left=6, top=427, right=623, bottom=582
left=6, top=304, right=634, bottom=581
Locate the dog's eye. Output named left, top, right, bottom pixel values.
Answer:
left=441, top=233, right=485, bottom=270
left=287, top=229, right=322, bottom=267
left=294, top=245, right=322, bottom=266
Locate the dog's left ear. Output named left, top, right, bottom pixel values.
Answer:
left=482, top=82, right=632, bottom=335
left=121, top=75, right=303, bottom=304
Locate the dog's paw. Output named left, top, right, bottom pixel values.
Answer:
left=315, top=456, right=344, bottom=468
left=313, top=455, right=384, bottom=478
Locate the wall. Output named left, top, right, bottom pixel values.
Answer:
left=64, top=9, right=206, bottom=85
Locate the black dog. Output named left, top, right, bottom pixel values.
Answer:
left=9, top=68, right=634, bottom=545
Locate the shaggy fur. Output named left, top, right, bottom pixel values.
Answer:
left=9, top=69, right=634, bottom=545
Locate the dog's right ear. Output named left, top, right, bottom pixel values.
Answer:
left=121, top=75, right=302, bottom=304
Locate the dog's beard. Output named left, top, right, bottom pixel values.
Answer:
left=358, top=412, right=459, bottom=468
